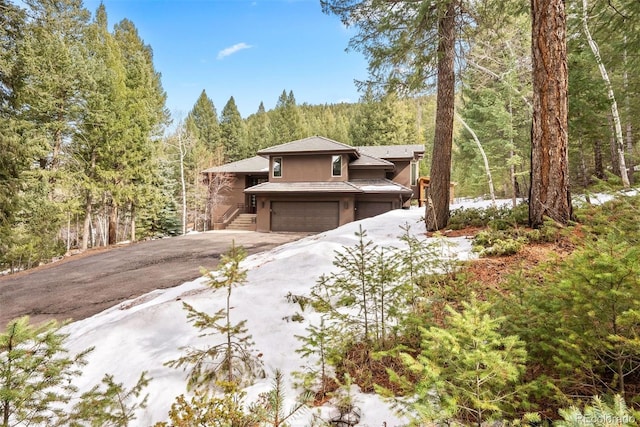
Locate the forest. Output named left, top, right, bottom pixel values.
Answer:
left=1, top=0, right=640, bottom=424
left=1, top=0, right=638, bottom=272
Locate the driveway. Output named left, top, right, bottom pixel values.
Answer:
left=0, top=231, right=307, bottom=326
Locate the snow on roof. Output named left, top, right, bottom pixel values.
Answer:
left=357, top=144, right=425, bottom=160
left=201, top=156, right=269, bottom=174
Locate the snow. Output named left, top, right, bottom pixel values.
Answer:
left=61, top=201, right=483, bottom=426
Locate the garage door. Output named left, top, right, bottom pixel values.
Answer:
left=355, top=201, right=392, bottom=221
left=271, top=201, right=340, bottom=232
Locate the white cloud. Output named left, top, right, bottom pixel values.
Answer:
left=217, top=42, right=253, bottom=60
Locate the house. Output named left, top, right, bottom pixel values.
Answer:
left=202, top=136, right=424, bottom=233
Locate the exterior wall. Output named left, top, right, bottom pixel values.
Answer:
left=348, top=169, right=387, bottom=180
left=211, top=173, right=266, bottom=225
left=254, top=194, right=355, bottom=232
left=270, top=154, right=348, bottom=183
left=388, top=160, right=411, bottom=187
left=387, top=160, right=418, bottom=205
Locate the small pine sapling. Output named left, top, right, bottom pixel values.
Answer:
left=165, top=243, right=263, bottom=390
left=294, top=317, right=340, bottom=399
left=154, top=382, right=257, bottom=427
left=249, top=369, right=312, bottom=427
left=557, top=395, right=639, bottom=427
left=0, top=316, right=93, bottom=427
left=310, top=226, right=404, bottom=349
left=381, top=297, right=527, bottom=426
left=69, top=372, right=151, bottom=426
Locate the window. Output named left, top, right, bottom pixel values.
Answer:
left=410, top=161, right=418, bottom=186
left=332, top=155, right=342, bottom=177
left=273, top=157, right=282, bottom=178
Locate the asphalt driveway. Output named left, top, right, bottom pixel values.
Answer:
left=0, top=231, right=307, bottom=326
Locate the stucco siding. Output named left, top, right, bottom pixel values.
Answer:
left=272, top=155, right=348, bottom=183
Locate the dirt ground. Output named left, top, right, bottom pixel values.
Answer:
left=0, top=231, right=308, bottom=326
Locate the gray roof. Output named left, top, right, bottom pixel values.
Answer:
left=350, top=179, right=413, bottom=195
left=257, top=136, right=358, bottom=156
left=349, top=153, right=395, bottom=169
left=201, top=156, right=269, bottom=174
left=357, top=144, right=425, bottom=160
left=245, top=181, right=361, bottom=194
left=245, top=179, right=412, bottom=195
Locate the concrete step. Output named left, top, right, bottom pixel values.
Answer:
left=226, top=214, right=257, bottom=231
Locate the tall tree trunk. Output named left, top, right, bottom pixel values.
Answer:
left=509, top=99, right=517, bottom=207
left=582, top=0, right=629, bottom=187
left=108, top=203, right=117, bottom=245
left=594, top=138, right=605, bottom=179
left=426, top=1, right=456, bottom=232
left=82, top=193, right=92, bottom=251
left=179, top=133, right=187, bottom=235
left=623, top=45, right=634, bottom=184
left=130, top=203, right=136, bottom=242
left=608, top=115, right=620, bottom=175
left=529, top=0, right=572, bottom=227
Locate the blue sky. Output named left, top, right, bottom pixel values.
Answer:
left=82, top=0, right=369, bottom=118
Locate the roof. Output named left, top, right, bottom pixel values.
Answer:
left=349, top=152, right=395, bottom=169
left=245, top=179, right=412, bottom=196
left=350, top=179, right=413, bottom=195
left=201, top=156, right=269, bottom=174
left=357, top=144, right=425, bottom=160
left=245, top=181, right=361, bottom=194
left=257, top=136, right=359, bottom=157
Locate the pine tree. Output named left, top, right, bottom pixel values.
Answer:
left=165, top=244, right=263, bottom=390
left=186, top=89, right=221, bottom=154
left=111, top=18, right=168, bottom=244
left=270, top=89, right=307, bottom=143
left=220, top=96, right=248, bottom=162
left=248, top=370, right=312, bottom=427
left=246, top=101, right=273, bottom=150
left=0, top=317, right=92, bottom=426
left=310, top=226, right=404, bottom=349
left=529, top=0, right=572, bottom=227
left=14, top=0, right=92, bottom=174
left=72, top=4, right=128, bottom=250
left=390, top=298, right=527, bottom=425
left=69, top=372, right=150, bottom=426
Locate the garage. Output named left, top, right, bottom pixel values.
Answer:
left=271, top=201, right=340, bottom=232
left=355, top=201, right=393, bottom=221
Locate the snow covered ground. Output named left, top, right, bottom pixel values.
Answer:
left=62, top=200, right=502, bottom=426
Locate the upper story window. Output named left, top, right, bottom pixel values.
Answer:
left=332, top=155, right=342, bottom=177
left=273, top=157, right=282, bottom=178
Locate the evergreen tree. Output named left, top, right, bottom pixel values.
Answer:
left=530, top=0, right=572, bottom=227
left=166, top=244, right=262, bottom=390
left=0, top=317, right=92, bottom=426
left=458, top=11, right=531, bottom=199
left=270, top=89, right=307, bottom=143
left=321, top=0, right=483, bottom=230
left=310, top=226, right=404, bottom=349
left=220, top=96, right=248, bottom=162
left=0, top=0, right=27, bottom=260
left=186, top=89, right=221, bottom=155
left=72, top=4, right=128, bottom=250
left=388, top=298, right=527, bottom=425
left=70, top=372, right=150, bottom=426
left=350, top=90, right=417, bottom=146
left=111, top=18, right=168, bottom=244
left=14, top=0, right=91, bottom=173
left=246, top=101, right=272, bottom=150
